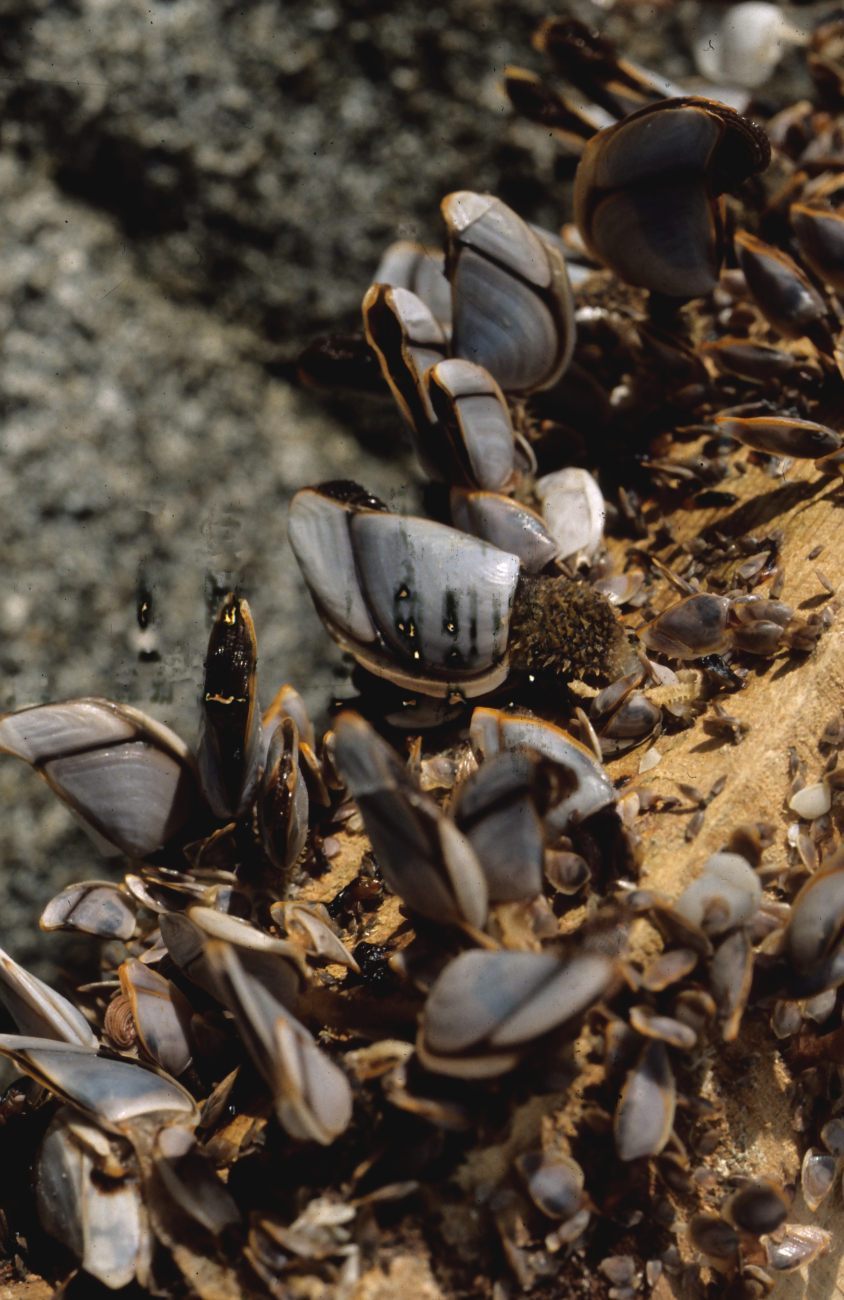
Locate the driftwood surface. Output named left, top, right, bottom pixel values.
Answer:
left=9, top=449, right=844, bottom=1300
left=609, top=447, right=844, bottom=1300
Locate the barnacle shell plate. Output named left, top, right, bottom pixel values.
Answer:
left=0, top=698, right=199, bottom=859
left=470, top=708, right=616, bottom=832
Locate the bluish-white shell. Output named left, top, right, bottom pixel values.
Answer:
left=0, top=699, right=199, bottom=859
left=451, top=488, right=557, bottom=574
left=288, top=487, right=521, bottom=698
left=470, top=708, right=616, bottom=833
left=442, top=191, right=576, bottom=394
left=535, top=467, right=605, bottom=564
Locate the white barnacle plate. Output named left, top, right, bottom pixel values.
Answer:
left=289, top=486, right=521, bottom=697
left=119, top=958, right=194, bottom=1077
left=204, top=938, right=352, bottom=1145
left=0, top=698, right=199, bottom=858
left=362, top=283, right=448, bottom=436
left=350, top=512, right=518, bottom=677
left=373, top=239, right=452, bottom=329
left=450, top=749, right=544, bottom=902
left=535, top=467, right=605, bottom=565
left=451, top=488, right=557, bottom=574
left=470, top=707, right=616, bottom=834
left=419, top=949, right=616, bottom=1077
left=784, top=848, right=844, bottom=976
left=613, top=1039, right=676, bottom=1161
left=286, top=487, right=380, bottom=649
left=36, top=1107, right=152, bottom=1290
left=426, top=358, right=517, bottom=492
left=672, top=852, right=763, bottom=937
left=40, top=880, right=138, bottom=941
left=0, top=1036, right=199, bottom=1131
left=153, top=1125, right=240, bottom=1234
left=442, top=191, right=576, bottom=393
left=0, top=946, right=96, bottom=1046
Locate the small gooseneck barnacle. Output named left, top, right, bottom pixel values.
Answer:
left=0, top=697, right=200, bottom=859
left=574, top=97, right=770, bottom=298
left=288, top=480, right=637, bottom=705
left=734, top=229, right=833, bottom=351
left=333, top=710, right=489, bottom=930
left=418, top=947, right=620, bottom=1078
left=441, top=190, right=576, bottom=393
left=790, top=202, right=844, bottom=294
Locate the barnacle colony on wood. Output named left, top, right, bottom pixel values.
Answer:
left=7, top=11, right=844, bottom=1300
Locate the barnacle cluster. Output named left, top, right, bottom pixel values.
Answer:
left=6, top=10, right=844, bottom=1300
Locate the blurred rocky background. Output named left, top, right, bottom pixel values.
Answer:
left=0, top=0, right=827, bottom=975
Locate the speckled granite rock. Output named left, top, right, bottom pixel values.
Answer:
left=0, top=0, right=696, bottom=354
left=0, top=148, right=415, bottom=976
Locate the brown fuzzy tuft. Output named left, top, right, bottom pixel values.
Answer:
left=509, top=574, right=636, bottom=685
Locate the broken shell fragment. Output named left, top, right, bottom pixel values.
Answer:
left=0, top=698, right=199, bottom=858
left=801, top=1147, right=835, bottom=1212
